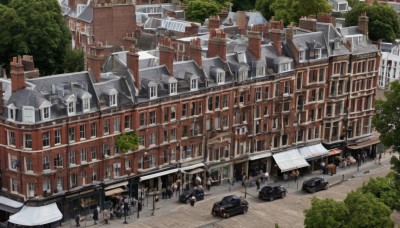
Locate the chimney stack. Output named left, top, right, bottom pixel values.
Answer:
left=317, top=13, right=336, bottom=27
left=10, top=56, right=26, bottom=92
left=269, top=29, right=283, bottom=56
left=208, top=16, right=221, bottom=31
left=285, top=26, right=294, bottom=43
left=247, top=31, right=262, bottom=60
left=189, top=38, right=203, bottom=66
left=207, top=29, right=227, bottom=61
left=358, top=12, right=368, bottom=36
left=21, top=55, right=39, bottom=78
left=127, top=47, right=140, bottom=89
left=159, top=37, right=175, bottom=75
left=299, top=17, right=317, bottom=32
left=236, top=11, right=248, bottom=35
left=87, top=42, right=106, bottom=82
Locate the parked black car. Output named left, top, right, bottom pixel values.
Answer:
left=179, top=188, right=204, bottom=203
left=258, top=185, right=287, bottom=201
left=211, top=195, right=249, bottom=218
left=302, top=177, right=329, bottom=193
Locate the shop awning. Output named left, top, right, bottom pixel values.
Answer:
left=249, top=152, right=272, bottom=161
left=347, top=137, right=381, bottom=150
left=104, top=181, right=128, bottom=191
left=9, top=203, right=62, bottom=226
left=186, top=168, right=205, bottom=175
left=180, top=163, right=204, bottom=172
left=273, top=149, right=310, bottom=172
left=328, top=149, right=342, bottom=156
left=105, top=187, right=127, bottom=196
left=299, top=143, right=329, bottom=160
left=0, top=196, right=23, bottom=213
left=140, top=168, right=180, bottom=182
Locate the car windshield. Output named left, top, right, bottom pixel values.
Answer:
left=219, top=196, right=232, bottom=205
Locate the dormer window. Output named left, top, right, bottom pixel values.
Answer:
left=110, top=94, right=117, bottom=106
left=170, top=82, right=177, bottom=95
left=299, top=51, right=306, bottom=62
left=280, top=63, right=291, bottom=73
left=39, top=100, right=51, bottom=121
left=7, top=104, right=16, bottom=121
left=22, top=106, right=35, bottom=123
left=238, top=71, right=247, bottom=82
left=80, top=92, right=92, bottom=113
left=68, top=101, right=75, bottom=114
left=217, top=72, right=225, bottom=85
left=191, top=78, right=198, bottom=91
left=256, top=67, right=265, bottom=77
left=64, top=94, right=76, bottom=116
left=149, top=86, right=157, bottom=99
left=315, top=48, right=322, bottom=59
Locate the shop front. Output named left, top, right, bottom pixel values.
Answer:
left=139, top=167, right=180, bottom=194
left=272, top=148, right=310, bottom=178
left=298, top=143, right=329, bottom=172
left=248, top=152, right=272, bottom=177
left=347, top=136, right=381, bottom=159
left=64, top=186, right=102, bottom=219
left=103, top=181, right=129, bottom=209
left=208, top=163, right=232, bottom=186
left=233, top=158, right=248, bottom=182
left=180, top=163, right=205, bottom=189
left=0, top=194, right=23, bottom=222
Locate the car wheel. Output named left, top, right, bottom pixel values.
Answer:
left=185, top=198, right=189, bottom=204
left=225, top=212, right=230, bottom=218
left=310, top=188, right=315, bottom=193
left=212, top=211, right=217, bottom=217
left=269, top=196, right=274, bottom=201
left=324, top=185, right=329, bottom=190
left=281, top=192, right=286, bottom=198
left=243, top=207, right=248, bottom=214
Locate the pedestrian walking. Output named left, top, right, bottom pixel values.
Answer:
left=75, top=214, right=81, bottom=227
left=294, top=170, right=299, bottom=183
left=283, top=173, right=288, bottom=183
left=256, top=177, right=260, bottom=190
left=379, top=153, right=382, bottom=164
left=207, top=177, right=212, bottom=191
left=265, top=172, right=269, bottom=182
left=190, top=195, right=196, bottom=207
left=103, top=208, right=109, bottom=224
left=93, top=206, right=99, bottom=225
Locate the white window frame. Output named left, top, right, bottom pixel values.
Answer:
left=149, top=86, right=158, bottom=99
left=55, top=129, right=61, bottom=145
left=7, top=104, right=16, bottom=121
left=82, top=98, right=90, bottom=112
left=170, top=82, right=177, bottom=95
left=109, top=94, right=117, bottom=107
left=41, top=106, right=50, bottom=120
left=24, top=133, right=32, bottom=149
left=42, top=132, right=50, bottom=148
left=190, top=78, right=198, bottom=91
left=42, top=156, right=50, bottom=171
left=256, top=67, right=265, bottom=77
left=299, top=51, right=306, bottom=62
left=22, top=106, right=35, bottom=123
left=280, top=63, right=291, bottom=73
left=7, top=131, right=16, bottom=147
left=67, top=101, right=76, bottom=115
left=217, top=72, right=225, bottom=85
left=315, top=48, right=322, bottom=59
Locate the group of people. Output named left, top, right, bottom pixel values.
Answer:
left=241, top=170, right=270, bottom=190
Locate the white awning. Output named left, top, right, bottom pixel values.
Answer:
left=249, top=152, right=272, bottom=161
left=186, top=168, right=205, bottom=175
left=273, top=149, right=310, bottom=172
left=180, top=163, right=204, bottom=171
left=0, top=196, right=23, bottom=213
left=9, top=203, right=62, bottom=226
left=104, top=181, right=128, bottom=191
left=298, top=143, right=329, bottom=160
left=140, top=168, right=180, bottom=182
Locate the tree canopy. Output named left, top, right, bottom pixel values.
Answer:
left=185, top=0, right=221, bottom=23
left=63, top=48, right=84, bottom=73
left=232, top=0, right=256, bottom=12
left=373, top=81, right=400, bottom=152
left=304, top=198, right=349, bottom=228
left=0, top=0, right=71, bottom=76
left=271, top=0, right=331, bottom=26
left=345, top=2, right=400, bottom=42
left=255, top=0, right=275, bottom=21
left=115, top=132, right=140, bottom=153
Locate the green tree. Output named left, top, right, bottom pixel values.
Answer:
left=359, top=173, right=400, bottom=211
left=255, top=0, right=275, bottom=21
left=373, top=81, right=400, bottom=152
left=0, top=4, right=28, bottom=73
left=0, top=0, right=71, bottom=76
left=185, top=0, right=220, bottom=23
left=115, top=132, right=140, bottom=153
left=63, top=48, right=84, bottom=73
left=232, top=0, right=256, bottom=12
left=271, top=0, right=331, bottom=26
left=347, top=0, right=363, bottom=8
left=344, top=191, right=393, bottom=227
left=345, top=2, right=400, bottom=42
left=304, top=197, right=349, bottom=228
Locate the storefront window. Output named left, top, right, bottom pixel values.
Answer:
left=222, top=166, right=229, bottom=180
